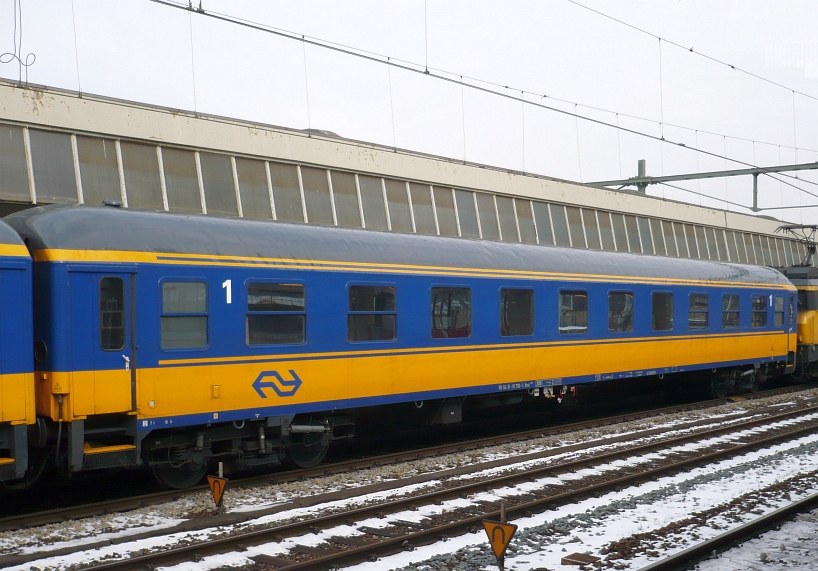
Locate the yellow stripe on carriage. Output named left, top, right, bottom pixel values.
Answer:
left=157, top=329, right=790, bottom=366
left=0, top=244, right=30, bottom=258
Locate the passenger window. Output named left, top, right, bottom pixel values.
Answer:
left=608, top=292, right=633, bottom=333
left=161, top=282, right=208, bottom=349
left=652, top=292, right=674, bottom=331
left=246, top=283, right=305, bottom=345
left=559, top=290, right=587, bottom=334
left=751, top=295, right=767, bottom=328
left=432, top=287, right=471, bottom=338
left=722, top=294, right=740, bottom=329
left=500, top=289, right=534, bottom=336
left=348, top=285, right=396, bottom=342
left=100, top=277, right=125, bottom=351
left=774, top=296, right=784, bottom=328
left=689, top=293, right=708, bottom=330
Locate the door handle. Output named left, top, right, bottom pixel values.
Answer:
left=122, top=355, right=131, bottom=372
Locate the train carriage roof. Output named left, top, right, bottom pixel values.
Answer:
left=4, top=204, right=792, bottom=286
left=0, top=217, right=26, bottom=246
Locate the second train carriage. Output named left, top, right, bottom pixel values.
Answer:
left=775, top=265, right=818, bottom=376
left=0, top=219, right=34, bottom=483
left=774, top=226, right=818, bottom=377
left=5, top=204, right=797, bottom=488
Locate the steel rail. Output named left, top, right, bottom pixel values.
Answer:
left=62, top=407, right=818, bottom=570
left=4, top=403, right=811, bottom=569
left=638, top=490, right=818, bottom=571
left=244, top=420, right=818, bottom=571
left=3, top=384, right=803, bottom=533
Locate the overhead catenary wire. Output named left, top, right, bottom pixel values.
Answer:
left=521, top=90, right=526, bottom=173
left=302, top=36, right=311, bottom=134
left=779, top=145, right=785, bottom=220
left=792, top=91, right=804, bottom=223
left=658, top=182, right=753, bottom=211
left=616, top=113, right=623, bottom=178
left=143, top=1, right=818, bottom=156
left=566, top=0, right=818, bottom=104
left=723, top=136, right=729, bottom=208
left=387, top=58, right=397, bottom=151
left=658, top=181, right=818, bottom=211
left=574, top=103, right=583, bottom=181
left=187, top=8, right=198, bottom=114
left=424, top=0, right=429, bottom=74
left=694, top=130, right=701, bottom=206
left=460, top=75, right=466, bottom=163
left=658, top=38, right=664, bottom=140
left=145, top=0, right=818, bottom=166
left=70, top=0, right=81, bottom=96
left=145, top=0, right=817, bottom=208
left=658, top=38, right=665, bottom=182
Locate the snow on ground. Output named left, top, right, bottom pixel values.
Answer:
left=347, top=434, right=818, bottom=571
left=154, top=432, right=818, bottom=571
left=696, top=507, right=818, bottom=570
left=0, top=506, right=193, bottom=556
left=10, top=421, right=818, bottom=571
left=2, top=389, right=816, bottom=570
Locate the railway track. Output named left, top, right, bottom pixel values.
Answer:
left=2, top=386, right=817, bottom=570
left=639, top=489, right=818, bottom=571
left=0, top=383, right=806, bottom=533
left=80, top=407, right=818, bottom=570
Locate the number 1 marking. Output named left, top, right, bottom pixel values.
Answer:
left=222, top=279, right=232, bottom=304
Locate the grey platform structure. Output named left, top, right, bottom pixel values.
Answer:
left=0, top=80, right=807, bottom=268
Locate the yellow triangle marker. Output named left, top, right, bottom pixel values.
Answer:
left=482, top=519, right=518, bottom=559
left=207, top=476, right=228, bottom=508
left=53, top=382, right=61, bottom=391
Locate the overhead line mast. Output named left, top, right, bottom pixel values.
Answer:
left=593, top=161, right=818, bottom=212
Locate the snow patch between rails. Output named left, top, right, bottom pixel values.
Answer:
left=696, top=506, right=818, bottom=570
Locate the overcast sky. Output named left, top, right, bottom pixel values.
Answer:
left=2, top=0, right=817, bottom=223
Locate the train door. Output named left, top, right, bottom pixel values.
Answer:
left=69, top=272, right=135, bottom=415
left=789, top=293, right=797, bottom=351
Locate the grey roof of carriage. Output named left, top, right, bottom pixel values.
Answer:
left=4, top=204, right=792, bottom=286
left=0, top=218, right=25, bottom=246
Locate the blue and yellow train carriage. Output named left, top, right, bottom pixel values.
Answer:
left=0, top=219, right=33, bottom=483
left=5, top=204, right=797, bottom=488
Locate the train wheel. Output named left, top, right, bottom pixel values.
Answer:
left=284, top=433, right=329, bottom=469
left=0, top=449, right=53, bottom=492
left=711, top=376, right=730, bottom=399
left=151, top=461, right=208, bottom=490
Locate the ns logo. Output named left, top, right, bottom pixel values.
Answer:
left=252, top=370, right=303, bottom=398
